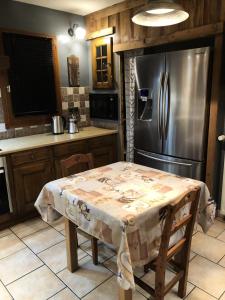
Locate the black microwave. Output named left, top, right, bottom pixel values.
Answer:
left=89, top=93, right=118, bottom=120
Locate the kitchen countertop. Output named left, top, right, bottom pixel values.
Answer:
left=0, top=126, right=118, bottom=156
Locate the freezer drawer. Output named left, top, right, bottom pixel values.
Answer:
left=134, top=149, right=204, bottom=180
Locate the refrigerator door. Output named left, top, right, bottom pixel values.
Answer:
left=134, top=149, right=204, bottom=180
left=134, top=53, right=165, bottom=154
left=163, top=47, right=210, bottom=161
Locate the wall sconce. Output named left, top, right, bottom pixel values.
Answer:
left=68, top=24, right=86, bottom=40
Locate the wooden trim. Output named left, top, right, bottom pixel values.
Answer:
left=205, top=34, right=223, bottom=194
left=113, top=22, right=223, bottom=52
left=0, top=28, right=62, bottom=128
left=86, top=27, right=115, bottom=40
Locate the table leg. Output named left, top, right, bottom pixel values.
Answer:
left=64, top=218, right=79, bottom=272
left=119, top=287, right=132, bottom=300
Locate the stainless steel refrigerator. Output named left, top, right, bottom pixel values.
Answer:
left=134, top=47, right=210, bottom=180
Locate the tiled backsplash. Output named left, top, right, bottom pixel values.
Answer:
left=0, top=86, right=90, bottom=140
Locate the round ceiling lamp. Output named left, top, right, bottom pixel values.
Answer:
left=132, top=0, right=189, bottom=27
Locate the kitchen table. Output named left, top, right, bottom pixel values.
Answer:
left=35, top=162, right=215, bottom=299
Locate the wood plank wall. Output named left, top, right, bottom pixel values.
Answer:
left=85, top=0, right=224, bottom=51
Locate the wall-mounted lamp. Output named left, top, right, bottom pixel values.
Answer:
left=68, top=24, right=86, bottom=40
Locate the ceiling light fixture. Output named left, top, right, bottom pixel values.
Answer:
left=68, top=24, right=86, bottom=40
left=132, top=0, right=189, bottom=27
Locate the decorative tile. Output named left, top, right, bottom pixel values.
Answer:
left=188, top=255, right=225, bottom=298
left=191, top=232, right=225, bottom=262
left=0, top=233, right=26, bottom=259
left=49, top=288, right=79, bottom=300
left=0, top=248, right=43, bottom=285
left=186, top=287, right=216, bottom=300
left=7, top=265, right=65, bottom=300
left=10, top=217, right=49, bottom=238
left=22, top=227, right=64, bottom=254
left=83, top=276, right=146, bottom=300
left=38, top=240, right=87, bottom=273
left=79, top=87, right=85, bottom=94
left=58, top=256, right=112, bottom=298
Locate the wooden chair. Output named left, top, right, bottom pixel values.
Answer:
left=60, top=153, right=98, bottom=265
left=134, top=187, right=200, bottom=300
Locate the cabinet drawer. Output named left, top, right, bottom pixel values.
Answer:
left=53, top=140, right=88, bottom=157
left=88, top=135, right=114, bottom=150
left=11, top=148, right=51, bottom=166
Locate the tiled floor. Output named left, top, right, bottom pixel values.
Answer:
left=0, top=217, right=225, bottom=299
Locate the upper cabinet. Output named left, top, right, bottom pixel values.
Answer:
left=92, top=37, right=113, bottom=89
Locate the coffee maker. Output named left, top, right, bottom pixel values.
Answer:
left=68, top=108, right=80, bottom=134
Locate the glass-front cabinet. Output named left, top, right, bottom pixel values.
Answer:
left=92, top=37, right=113, bottom=89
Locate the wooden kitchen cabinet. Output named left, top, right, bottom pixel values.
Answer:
left=3, top=132, right=117, bottom=227
left=13, top=160, right=54, bottom=216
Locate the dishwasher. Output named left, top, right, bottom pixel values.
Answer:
left=0, top=157, right=12, bottom=215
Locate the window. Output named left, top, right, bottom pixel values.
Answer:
left=91, top=37, right=113, bottom=89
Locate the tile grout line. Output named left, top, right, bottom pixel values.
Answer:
left=0, top=278, right=14, bottom=300
left=4, top=229, right=83, bottom=300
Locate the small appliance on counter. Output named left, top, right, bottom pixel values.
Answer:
left=68, top=108, right=80, bottom=134
left=52, top=115, right=66, bottom=134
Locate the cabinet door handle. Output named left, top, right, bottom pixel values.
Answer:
left=6, top=85, right=11, bottom=93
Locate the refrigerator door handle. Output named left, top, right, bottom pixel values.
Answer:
left=163, top=71, right=169, bottom=139
left=137, top=151, right=193, bottom=167
left=157, top=73, right=163, bottom=139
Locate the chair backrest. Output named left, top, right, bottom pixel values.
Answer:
left=157, top=186, right=200, bottom=271
left=60, top=153, right=94, bottom=177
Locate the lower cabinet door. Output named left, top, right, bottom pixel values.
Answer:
left=13, top=160, right=54, bottom=215
left=91, top=146, right=114, bottom=168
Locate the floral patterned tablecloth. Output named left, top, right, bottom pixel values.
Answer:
left=35, top=162, right=215, bottom=290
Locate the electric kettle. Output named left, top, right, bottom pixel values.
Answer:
left=52, top=116, right=65, bottom=134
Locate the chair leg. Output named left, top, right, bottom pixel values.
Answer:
left=178, top=269, right=188, bottom=298
left=91, top=237, right=98, bottom=265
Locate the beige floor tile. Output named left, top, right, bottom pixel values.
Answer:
left=7, top=265, right=65, bottom=300
left=103, top=256, right=144, bottom=278
left=58, top=256, right=112, bottom=298
left=81, top=241, right=116, bottom=263
left=188, top=255, right=225, bottom=298
left=189, top=251, right=196, bottom=261
left=0, top=247, right=43, bottom=285
left=60, top=230, right=88, bottom=244
left=22, top=227, right=64, bottom=253
left=140, top=268, right=194, bottom=299
left=186, top=287, right=216, bottom=299
left=50, top=217, right=65, bottom=232
left=83, top=276, right=146, bottom=300
left=191, top=232, right=225, bottom=262
left=0, top=228, right=11, bottom=238
left=10, top=217, right=49, bottom=238
left=206, top=220, right=225, bottom=238
left=217, top=230, right=225, bottom=242
left=38, top=240, right=87, bottom=273
left=0, top=281, right=12, bottom=300
left=0, top=233, right=26, bottom=259
left=49, top=288, right=79, bottom=300
left=219, top=255, right=225, bottom=268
